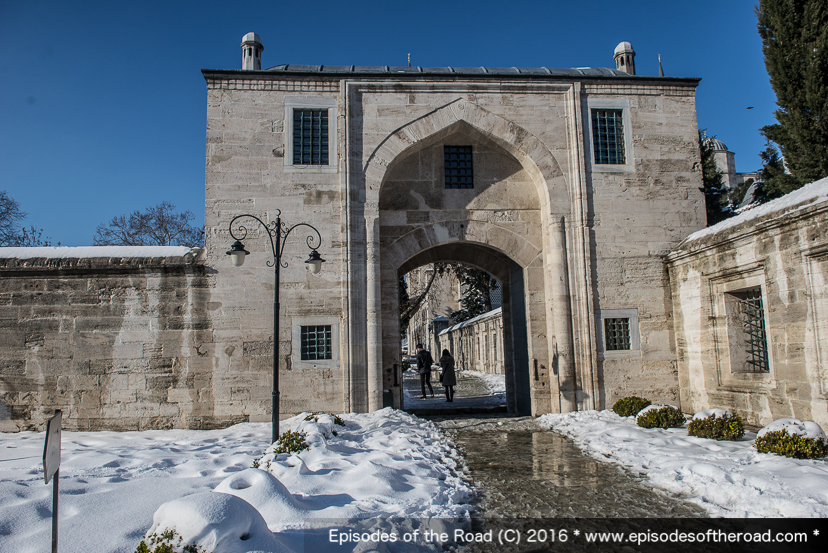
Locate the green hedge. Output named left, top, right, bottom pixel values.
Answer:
left=754, top=429, right=828, bottom=459
left=636, top=405, right=685, bottom=429
left=612, top=396, right=651, bottom=417
left=687, top=413, right=745, bottom=441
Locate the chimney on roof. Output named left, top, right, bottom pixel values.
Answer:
left=241, top=32, right=263, bottom=70
left=614, top=41, right=636, bottom=75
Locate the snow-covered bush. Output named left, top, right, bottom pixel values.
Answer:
left=754, top=419, right=827, bottom=459
left=687, top=409, right=744, bottom=441
left=612, top=396, right=651, bottom=417
left=135, top=528, right=205, bottom=553
left=636, top=405, right=685, bottom=429
left=137, top=492, right=288, bottom=553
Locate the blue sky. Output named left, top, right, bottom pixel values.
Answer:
left=1, top=0, right=775, bottom=246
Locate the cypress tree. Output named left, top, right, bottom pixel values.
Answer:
left=756, top=0, right=828, bottom=185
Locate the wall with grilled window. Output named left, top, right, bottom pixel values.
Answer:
left=667, top=184, right=828, bottom=429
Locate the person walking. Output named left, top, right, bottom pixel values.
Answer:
left=415, top=343, right=435, bottom=399
left=439, top=349, right=456, bottom=402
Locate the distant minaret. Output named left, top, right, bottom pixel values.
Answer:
left=658, top=53, right=664, bottom=77
left=241, top=32, right=264, bottom=70
left=614, top=41, right=636, bottom=75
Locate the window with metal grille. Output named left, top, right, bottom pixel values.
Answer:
left=737, top=289, right=769, bottom=372
left=293, top=109, right=329, bottom=165
left=444, top=146, right=473, bottom=188
left=604, top=318, right=631, bottom=351
left=300, top=325, right=332, bottom=360
left=591, top=109, right=626, bottom=165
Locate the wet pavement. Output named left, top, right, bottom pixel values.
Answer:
left=429, top=415, right=711, bottom=552
left=435, top=415, right=705, bottom=519
left=403, top=369, right=506, bottom=415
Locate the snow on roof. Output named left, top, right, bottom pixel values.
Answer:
left=0, top=246, right=197, bottom=259
left=678, top=175, right=828, bottom=247
left=439, top=307, right=502, bottom=336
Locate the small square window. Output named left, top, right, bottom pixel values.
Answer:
left=591, top=109, right=626, bottom=165
left=444, top=146, right=473, bottom=188
left=300, top=325, right=332, bottom=360
left=293, top=109, right=329, bottom=165
left=604, top=318, right=631, bottom=351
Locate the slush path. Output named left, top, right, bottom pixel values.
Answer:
left=435, top=415, right=706, bottom=518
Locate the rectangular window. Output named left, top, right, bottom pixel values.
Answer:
left=293, top=109, right=329, bottom=165
left=300, top=325, right=332, bottom=360
left=591, top=109, right=626, bottom=165
left=604, top=318, right=631, bottom=351
left=734, top=288, right=770, bottom=373
left=444, top=146, right=473, bottom=188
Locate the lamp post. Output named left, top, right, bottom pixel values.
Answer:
left=226, top=210, right=324, bottom=444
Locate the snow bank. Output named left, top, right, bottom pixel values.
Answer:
left=538, top=410, right=828, bottom=517
left=0, top=408, right=473, bottom=552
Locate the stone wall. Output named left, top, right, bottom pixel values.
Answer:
left=0, top=249, right=228, bottom=432
left=437, top=308, right=505, bottom=375
left=667, top=180, right=828, bottom=429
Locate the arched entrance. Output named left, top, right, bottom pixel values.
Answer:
left=397, top=246, right=532, bottom=415
left=363, top=102, right=580, bottom=416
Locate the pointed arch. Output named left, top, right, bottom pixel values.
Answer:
left=364, top=99, right=571, bottom=215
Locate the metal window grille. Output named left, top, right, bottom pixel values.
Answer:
left=293, top=109, right=329, bottom=165
left=591, top=110, right=626, bottom=165
left=444, top=146, right=474, bottom=188
left=738, top=289, right=769, bottom=373
left=604, top=317, right=631, bottom=351
left=300, top=325, right=332, bottom=360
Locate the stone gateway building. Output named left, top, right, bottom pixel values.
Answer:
left=18, top=33, right=814, bottom=432
left=204, top=35, right=706, bottom=420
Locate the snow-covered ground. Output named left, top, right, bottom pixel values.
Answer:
left=538, top=410, right=828, bottom=518
left=0, top=408, right=473, bottom=553
left=463, top=370, right=505, bottom=397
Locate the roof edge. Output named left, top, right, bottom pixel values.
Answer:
left=201, top=68, right=701, bottom=86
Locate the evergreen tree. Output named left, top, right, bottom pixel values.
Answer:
left=754, top=142, right=803, bottom=203
left=699, top=132, right=735, bottom=226
left=756, top=0, right=828, bottom=185
left=449, top=265, right=499, bottom=324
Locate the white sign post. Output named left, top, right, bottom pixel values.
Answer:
left=43, top=410, right=62, bottom=553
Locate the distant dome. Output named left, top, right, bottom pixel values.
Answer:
left=614, top=41, right=635, bottom=55
left=703, top=137, right=729, bottom=151
left=241, top=32, right=262, bottom=45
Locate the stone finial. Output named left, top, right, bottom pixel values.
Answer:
left=241, top=32, right=264, bottom=70
left=614, top=41, right=636, bottom=75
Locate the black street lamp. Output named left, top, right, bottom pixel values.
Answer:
left=226, top=210, right=325, bottom=443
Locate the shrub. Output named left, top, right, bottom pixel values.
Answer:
left=135, top=529, right=206, bottom=553
left=754, top=429, right=828, bottom=460
left=273, top=429, right=309, bottom=454
left=687, top=413, right=745, bottom=441
left=304, top=412, right=345, bottom=426
left=636, top=405, right=685, bottom=429
left=612, top=396, right=651, bottom=417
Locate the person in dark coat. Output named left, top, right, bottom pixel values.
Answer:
left=415, top=344, right=434, bottom=399
left=439, top=349, right=456, bottom=402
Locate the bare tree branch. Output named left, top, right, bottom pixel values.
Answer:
left=93, top=202, right=204, bottom=247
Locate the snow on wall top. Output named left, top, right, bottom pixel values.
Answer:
left=679, top=175, right=828, bottom=246
left=439, top=307, right=502, bottom=336
left=0, top=246, right=197, bottom=259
